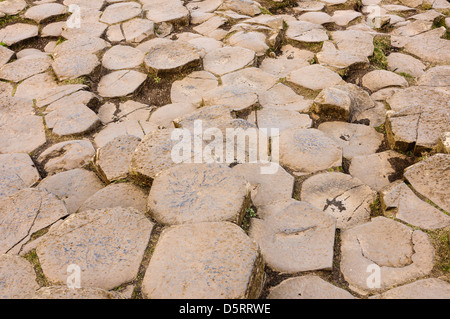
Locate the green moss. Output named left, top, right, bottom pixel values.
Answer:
left=24, top=249, right=50, bottom=287
left=369, top=37, right=390, bottom=70
left=242, top=207, right=257, bottom=233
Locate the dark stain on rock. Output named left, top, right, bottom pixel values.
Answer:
left=387, top=156, right=414, bottom=183
left=324, top=198, right=346, bottom=213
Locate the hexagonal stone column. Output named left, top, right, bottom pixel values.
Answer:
left=249, top=199, right=336, bottom=273
left=144, top=41, right=200, bottom=73
left=279, top=128, right=342, bottom=174
left=0, top=254, right=39, bottom=299
left=142, top=222, right=263, bottom=299
left=340, top=217, right=434, bottom=295
left=148, top=163, right=250, bottom=225
left=301, top=172, right=377, bottom=229
left=37, top=207, right=154, bottom=290
left=268, top=275, right=355, bottom=299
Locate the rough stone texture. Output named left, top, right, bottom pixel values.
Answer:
left=38, top=169, right=104, bottom=214
left=37, top=207, right=154, bottom=290
left=0, top=45, right=14, bottom=68
left=249, top=199, right=336, bottom=273
left=52, top=53, right=100, bottom=81
left=97, top=70, right=147, bottom=98
left=318, top=122, right=384, bottom=159
left=0, top=54, right=52, bottom=82
left=362, top=70, right=408, bottom=92
left=286, top=21, right=328, bottom=43
left=381, top=181, right=450, bottom=230
left=404, top=154, right=450, bottom=212
left=102, top=45, right=146, bottom=70
left=203, top=46, right=255, bottom=76
left=370, top=278, right=450, bottom=299
left=403, top=28, right=450, bottom=63
left=0, top=24, right=39, bottom=46
left=142, top=222, right=263, bottom=299
left=387, top=52, right=426, bottom=77
left=288, top=64, right=343, bottom=91
left=279, top=128, right=343, bottom=174
left=24, top=3, right=67, bottom=23
left=52, top=35, right=110, bottom=58
left=143, top=0, right=189, bottom=24
left=0, top=188, right=68, bottom=255
left=45, top=104, right=100, bottom=136
left=148, top=163, right=249, bottom=225
left=100, top=2, right=142, bottom=25
left=268, top=275, right=355, bottom=299
left=232, top=163, right=294, bottom=207
left=0, top=153, right=40, bottom=187
left=259, top=83, right=312, bottom=113
left=340, top=217, right=434, bottom=295
left=95, top=135, right=141, bottom=182
left=149, top=103, right=197, bottom=128
left=79, top=183, right=148, bottom=213
left=301, top=172, right=377, bottom=229
left=221, top=67, right=278, bottom=94
left=171, top=71, right=218, bottom=105
left=37, top=140, right=95, bottom=175
left=257, top=109, right=312, bottom=133
left=34, top=286, right=124, bottom=299
left=144, top=41, right=200, bottom=73
left=0, top=255, right=39, bottom=299
left=349, top=150, right=411, bottom=191
left=0, top=97, right=46, bottom=154
left=417, top=65, right=450, bottom=87
left=386, top=87, right=450, bottom=152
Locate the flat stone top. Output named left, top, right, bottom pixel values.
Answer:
left=148, top=163, right=249, bottom=225
left=144, top=41, right=200, bottom=72
left=142, top=222, right=260, bottom=299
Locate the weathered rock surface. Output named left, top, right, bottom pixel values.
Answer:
left=148, top=163, right=249, bottom=225
left=340, top=217, right=434, bottom=295
left=0, top=255, right=39, bottom=299
left=301, top=172, right=377, bottom=229
left=249, top=199, right=336, bottom=273
left=37, top=207, right=154, bottom=290
left=404, top=154, right=450, bottom=212
left=142, top=222, right=262, bottom=299
left=268, top=275, right=355, bottom=299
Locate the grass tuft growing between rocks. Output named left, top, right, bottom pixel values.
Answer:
left=24, top=249, right=50, bottom=287
left=369, top=36, right=390, bottom=70
left=242, top=206, right=258, bottom=233
left=427, top=227, right=450, bottom=280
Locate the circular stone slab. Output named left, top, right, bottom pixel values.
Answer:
left=0, top=255, right=39, bottom=299
left=52, top=53, right=100, bottom=81
left=79, top=183, right=148, bottom=213
left=34, top=286, right=124, bottom=299
left=141, top=222, right=263, bottom=299
left=257, top=109, right=312, bottom=133
left=102, top=45, right=146, bottom=70
left=203, top=46, right=255, bottom=76
left=97, top=70, right=147, bottom=98
left=287, top=64, right=343, bottom=91
left=37, top=207, right=154, bottom=290
left=340, top=217, right=434, bottom=295
left=0, top=188, right=68, bottom=254
left=279, top=128, right=343, bottom=174
left=0, top=23, right=39, bottom=46
left=0, top=153, right=40, bottom=187
left=301, top=172, right=377, bottom=229
left=249, top=199, right=336, bottom=273
left=268, top=275, right=355, bottom=299
left=144, top=41, right=200, bottom=73
left=148, top=163, right=249, bottom=225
